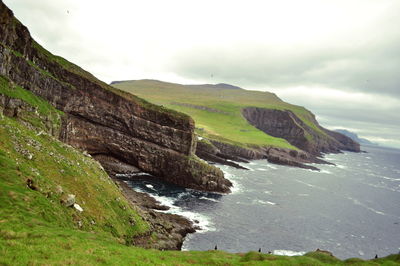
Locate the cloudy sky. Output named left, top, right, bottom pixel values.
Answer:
left=4, top=0, right=400, bottom=148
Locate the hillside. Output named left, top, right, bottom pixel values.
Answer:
left=112, top=80, right=360, bottom=169
left=1, top=1, right=400, bottom=264
left=4, top=77, right=396, bottom=265
left=0, top=1, right=230, bottom=193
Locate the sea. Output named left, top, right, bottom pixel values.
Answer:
left=126, top=145, right=400, bottom=260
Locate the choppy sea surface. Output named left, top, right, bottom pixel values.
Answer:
left=127, top=145, right=400, bottom=259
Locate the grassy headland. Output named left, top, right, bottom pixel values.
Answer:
left=112, top=80, right=328, bottom=150
left=1, top=72, right=398, bottom=266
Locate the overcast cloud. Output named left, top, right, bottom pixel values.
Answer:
left=4, top=0, right=400, bottom=148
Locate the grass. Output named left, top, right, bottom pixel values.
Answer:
left=2, top=68, right=397, bottom=266
left=2, top=10, right=400, bottom=265
left=30, top=41, right=192, bottom=123
left=112, top=80, right=330, bottom=150
left=0, top=75, right=63, bottom=132
left=0, top=77, right=150, bottom=247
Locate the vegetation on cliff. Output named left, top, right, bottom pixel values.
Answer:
left=112, top=80, right=298, bottom=149
left=2, top=66, right=397, bottom=266
left=0, top=2, right=395, bottom=265
left=0, top=76, right=150, bottom=243
left=1, top=0, right=231, bottom=193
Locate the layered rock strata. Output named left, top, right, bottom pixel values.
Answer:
left=242, top=107, right=360, bottom=155
left=0, top=1, right=231, bottom=193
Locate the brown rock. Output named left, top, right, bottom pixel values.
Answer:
left=0, top=1, right=231, bottom=193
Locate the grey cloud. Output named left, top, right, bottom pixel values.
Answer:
left=170, top=36, right=400, bottom=97
left=170, top=4, right=400, bottom=98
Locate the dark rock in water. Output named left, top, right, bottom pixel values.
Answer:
left=206, top=138, right=321, bottom=170
left=114, top=179, right=195, bottom=250
left=195, top=138, right=249, bottom=170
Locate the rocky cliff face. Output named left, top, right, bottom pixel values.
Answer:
left=242, top=107, right=360, bottom=155
left=0, top=1, right=231, bottom=193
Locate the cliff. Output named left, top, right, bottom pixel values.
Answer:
left=0, top=1, right=231, bottom=193
left=112, top=80, right=360, bottom=169
left=242, top=107, right=360, bottom=156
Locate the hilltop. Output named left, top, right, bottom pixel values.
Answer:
left=2, top=1, right=398, bottom=265
left=112, top=80, right=360, bottom=169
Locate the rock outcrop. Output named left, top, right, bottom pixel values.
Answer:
left=204, top=139, right=320, bottom=170
left=195, top=107, right=359, bottom=170
left=242, top=107, right=360, bottom=155
left=0, top=1, right=231, bottom=193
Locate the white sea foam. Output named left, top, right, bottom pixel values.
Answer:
left=253, top=199, right=277, bottom=205
left=199, top=196, right=219, bottom=203
left=264, top=190, right=272, bottom=194
left=295, top=179, right=326, bottom=191
left=273, top=250, right=306, bottom=256
left=150, top=193, right=215, bottom=232
left=266, top=164, right=278, bottom=170
left=336, top=164, right=347, bottom=169
left=222, top=169, right=243, bottom=194
left=320, top=170, right=332, bottom=174
left=379, top=176, right=400, bottom=182
left=347, top=196, right=386, bottom=216
left=145, top=184, right=154, bottom=190
left=256, top=168, right=267, bottom=171
left=298, top=193, right=309, bottom=197
left=362, top=182, right=399, bottom=193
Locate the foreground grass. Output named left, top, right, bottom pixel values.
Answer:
left=1, top=231, right=399, bottom=266
left=112, top=80, right=327, bottom=149
left=1, top=58, right=399, bottom=266
left=0, top=75, right=150, bottom=244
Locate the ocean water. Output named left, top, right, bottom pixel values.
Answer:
left=126, top=145, right=400, bottom=259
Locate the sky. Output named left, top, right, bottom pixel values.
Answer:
left=4, top=0, right=400, bottom=148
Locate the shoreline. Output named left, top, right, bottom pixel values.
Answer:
left=113, top=178, right=198, bottom=250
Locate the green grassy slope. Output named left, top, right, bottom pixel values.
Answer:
left=2, top=76, right=398, bottom=266
left=112, top=80, right=328, bottom=149
left=0, top=75, right=150, bottom=246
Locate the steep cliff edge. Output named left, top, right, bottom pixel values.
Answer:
left=242, top=107, right=360, bottom=156
left=112, top=79, right=360, bottom=169
left=0, top=1, right=231, bottom=193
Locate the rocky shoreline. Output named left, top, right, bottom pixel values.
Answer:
left=113, top=177, right=198, bottom=250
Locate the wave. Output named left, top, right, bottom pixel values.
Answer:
left=266, top=164, right=278, bottom=170
left=362, top=182, right=400, bottom=193
left=272, top=250, right=306, bottom=256
left=150, top=193, right=216, bottom=233
left=145, top=184, right=155, bottom=190
left=252, top=199, right=277, bottom=206
left=378, top=176, right=400, bottom=182
left=320, top=170, right=332, bottom=174
left=199, top=196, right=219, bottom=203
left=294, top=179, right=326, bottom=191
left=346, top=196, right=386, bottom=216
left=221, top=169, right=243, bottom=194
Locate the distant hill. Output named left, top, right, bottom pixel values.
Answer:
left=112, top=79, right=360, bottom=169
left=334, top=129, right=376, bottom=145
